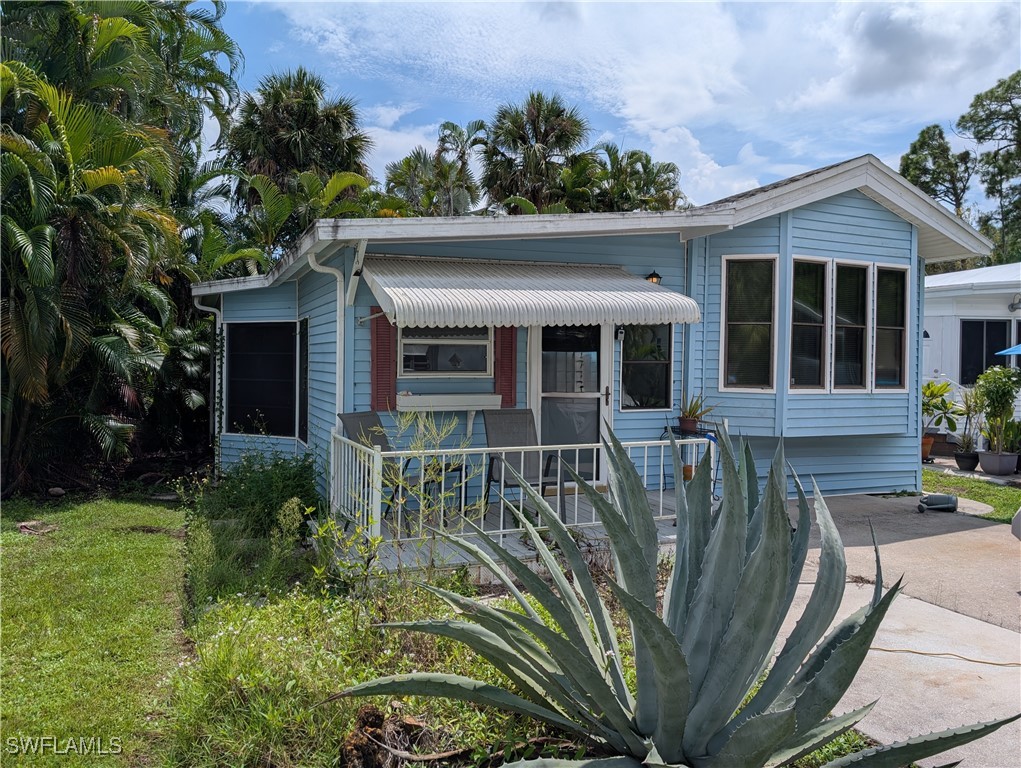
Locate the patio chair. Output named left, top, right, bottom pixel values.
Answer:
left=338, top=412, right=463, bottom=521
left=482, top=408, right=562, bottom=523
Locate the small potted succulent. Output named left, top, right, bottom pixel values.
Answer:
left=678, top=392, right=714, bottom=435
left=974, top=366, right=1021, bottom=475
left=953, top=387, right=981, bottom=472
left=921, top=380, right=959, bottom=461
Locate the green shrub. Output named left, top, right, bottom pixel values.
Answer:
left=203, top=451, right=321, bottom=537
left=341, top=429, right=1019, bottom=767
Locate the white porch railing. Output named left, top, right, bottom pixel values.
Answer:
left=330, top=431, right=715, bottom=542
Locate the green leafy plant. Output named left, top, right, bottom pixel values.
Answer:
left=974, top=366, right=1021, bottom=453
left=334, top=429, right=1018, bottom=767
left=679, top=391, right=714, bottom=421
left=1002, top=419, right=1021, bottom=455
left=955, top=387, right=982, bottom=454
left=921, top=380, right=960, bottom=432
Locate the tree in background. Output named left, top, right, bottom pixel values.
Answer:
left=957, top=70, right=1021, bottom=265
left=902, top=70, right=1020, bottom=271
left=224, top=67, right=372, bottom=208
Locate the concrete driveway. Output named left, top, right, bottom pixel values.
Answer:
left=786, top=494, right=1021, bottom=768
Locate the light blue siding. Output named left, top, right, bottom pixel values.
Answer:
left=219, top=434, right=299, bottom=466
left=222, top=283, right=297, bottom=321
left=297, top=269, right=338, bottom=497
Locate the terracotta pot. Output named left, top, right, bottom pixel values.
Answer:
left=682, top=464, right=695, bottom=482
left=921, top=433, right=935, bottom=461
left=978, top=451, right=1019, bottom=476
left=679, top=417, right=699, bottom=434
left=953, top=451, right=979, bottom=472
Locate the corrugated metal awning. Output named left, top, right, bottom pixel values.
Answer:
left=361, top=256, right=701, bottom=327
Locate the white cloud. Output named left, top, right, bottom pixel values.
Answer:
left=259, top=0, right=1019, bottom=202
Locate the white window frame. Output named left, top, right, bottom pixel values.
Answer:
left=873, top=265, right=910, bottom=392
left=789, top=256, right=831, bottom=391
left=619, top=324, right=674, bottom=412
left=720, top=254, right=779, bottom=393
left=398, top=326, right=494, bottom=378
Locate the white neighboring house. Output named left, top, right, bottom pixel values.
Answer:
left=924, top=263, right=1021, bottom=418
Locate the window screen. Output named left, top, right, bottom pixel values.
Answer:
left=724, top=259, right=774, bottom=388
left=960, top=320, right=1009, bottom=385
left=791, top=261, right=826, bottom=388
left=400, top=327, right=491, bottom=375
left=298, top=318, right=309, bottom=442
left=621, top=325, right=671, bottom=409
left=875, top=269, right=906, bottom=388
left=834, top=265, right=867, bottom=387
left=226, top=322, right=296, bottom=437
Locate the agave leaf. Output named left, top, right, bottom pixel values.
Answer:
left=459, top=517, right=594, bottom=655
left=696, top=444, right=791, bottom=756
left=770, top=702, right=877, bottom=767
left=681, top=425, right=748, bottom=701
left=495, top=607, right=649, bottom=757
left=563, top=462, right=660, bottom=735
left=500, top=758, right=643, bottom=768
left=708, top=706, right=797, bottom=768
left=742, top=439, right=764, bottom=557
left=604, top=430, right=659, bottom=570
left=733, top=479, right=847, bottom=730
left=515, top=478, right=633, bottom=709
left=783, top=468, right=814, bottom=614
left=427, top=528, right=541, bottom=623
left=603, top=577, right=691, bottom=763
left=665, top=445, right=714, bottom=641
left=868, top=521, right=883, bottom=608
left=819, top=714, right=1021, bottom=768
left=337, top=673, right=583, bottom=735
left=663, top=432, right=691, bottom=641
left=785, top=580, right=903, bottom=740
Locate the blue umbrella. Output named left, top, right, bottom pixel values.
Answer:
left=996, top=343, right=1021, bottom=356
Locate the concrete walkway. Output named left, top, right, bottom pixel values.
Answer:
left=788, top=494, right=1021, bottom=768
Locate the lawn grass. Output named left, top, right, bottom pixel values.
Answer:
left=921, top=468, right=1021, bottom=523
left=1, top=496, right=187, bottom=765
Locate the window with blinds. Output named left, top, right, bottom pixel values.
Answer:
left=875, top=269, right=906, bottom=388
left=833, top=265, right=868, bottom=388
left=724, top=258, right=775, bottom=389
left=790, top=261, right=826, bottom=388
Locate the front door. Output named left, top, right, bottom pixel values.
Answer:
left=533, top=325, right=611, bottom=481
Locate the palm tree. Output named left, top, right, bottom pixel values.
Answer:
left=481, top=91, right=589, bottom=212
left=225, top=67, right=372, bottom=207
left=594, top=143, right=687, bottom=212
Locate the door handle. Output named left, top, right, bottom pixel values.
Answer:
left=604, top=386, right=611, bottom=406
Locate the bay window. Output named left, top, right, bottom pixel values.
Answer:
left=790, top=260, right=827, bottom=388
left=833, top=264, right=868, bottom=388
left=723, top=258, right=775, bottom=389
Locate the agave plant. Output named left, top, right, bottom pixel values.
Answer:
left=335, top=430, right=1017, bottom=767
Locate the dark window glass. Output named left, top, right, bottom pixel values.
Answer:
left=960, top=320, right=1010, bottom=385
left=791, top=261, right=826, bottom=388
left=401, top=327, right=489, bottom=374
left=875, top=269, right=906, bottom=388
left=298, top=318, right=309, bottom=442
left=725, top=260, right=774, bottom=387
left=227, top=322, right=296, bottom=437
left=542, top=325, right=599, bottom=393
left=834, top=265, right=867, bottom=387
left=621, top=325, right=671, bottom=409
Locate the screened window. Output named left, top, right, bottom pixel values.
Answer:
left=724, top=259, right=774, bottom=388
left=960, top=320, right=1009, bottom=385
left=621, top=325, right=671, bottom=409
left=790, top=261, right=826, bottom=388
left=875, top=269, right=907, bottom=388
left=399, top=326, right=492, bottom=376
left=298, top=318, right=309, bottom=442
left=833, top=265, right=868, bottom=388
left=226, top=322, right=296, bottom=437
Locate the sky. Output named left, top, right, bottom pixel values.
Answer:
left=216, top=0, right=1021, bottom=207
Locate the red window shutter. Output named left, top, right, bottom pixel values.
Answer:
left=493, top=326, right=517, bottom=407
left=370, top=307, right=397, bottom=410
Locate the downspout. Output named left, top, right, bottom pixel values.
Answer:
left=307, top=247, right=347, bottom=419
left=193, top=297, right=223, bottom=469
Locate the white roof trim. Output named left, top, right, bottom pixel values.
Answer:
left=360, top=256, right=702, bottom=328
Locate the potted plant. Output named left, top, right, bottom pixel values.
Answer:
left=921, top=381, right=959, bottom=461
left=1004, top=419, right=1021, bottom=473
left=953, top=387, right=981, bottom=472
left=679, top=392, right=714, bottom=435
left=974, top=366, right=1021, bottom=475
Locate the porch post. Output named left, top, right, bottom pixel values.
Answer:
left=369, top=445, right=383, bottom=538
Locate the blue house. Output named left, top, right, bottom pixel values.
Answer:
left=192, top=155, right=990, bottom=535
